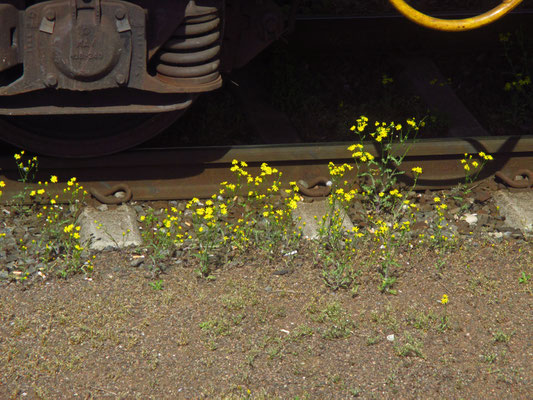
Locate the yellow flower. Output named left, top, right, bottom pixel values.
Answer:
left=499, top=32, right=510, bottom=43
left=0, top=181, right=5, bottom=187
left=64, top=224, right=75, bottom=233
left=411, top=167, right=422, bottom=174
left=382, top=74, right=393, bottom=85
left=440, top=294, right=449, bottom=305
left=433, top=197, right=441, bottom=203
left=50, top=175, right=58, bottom=183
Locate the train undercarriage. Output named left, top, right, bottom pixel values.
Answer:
left=0, top=0, right=525, bottom=157
left=0, top=0, right=289, bottom=156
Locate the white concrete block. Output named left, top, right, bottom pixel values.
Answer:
left=292, top=200, right=354, bottom=240
left=493, top=191, right=533, bottom=236
left=78, top=205, right=142, bottom=251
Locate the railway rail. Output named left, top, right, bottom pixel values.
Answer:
left=1, top=135, right=532, bottom=204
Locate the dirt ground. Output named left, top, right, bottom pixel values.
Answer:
left=1, top=236, right=532, bottom=399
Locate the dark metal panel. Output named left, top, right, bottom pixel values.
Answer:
left=0, top=4, right=20, bottom=73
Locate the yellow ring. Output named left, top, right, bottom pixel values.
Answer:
left=389, top=0, right=524, bottom=31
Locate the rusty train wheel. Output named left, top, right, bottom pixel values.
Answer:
left=0, top=111, right=184, bottom=158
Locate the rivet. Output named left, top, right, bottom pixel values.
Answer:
left=115, top=74, right=127, bottom=86
left=45, top=74, right=58, bottom=88
left=45, top=9, right=56, bottom=21
left=115, top=9, right=126, bottom=20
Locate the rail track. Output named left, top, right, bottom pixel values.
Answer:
left=0, top=135, right=532, bottom=204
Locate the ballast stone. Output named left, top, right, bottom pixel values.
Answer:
left=493, top=191, right=533, bottom=237
left=78, top=205, right=142, bottom=251
left=292, top=200, right=354, bottom=240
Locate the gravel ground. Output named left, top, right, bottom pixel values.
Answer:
left=1, top=177, right=532, bottom=399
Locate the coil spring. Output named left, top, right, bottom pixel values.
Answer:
left=157, top=3, right=222, bottom=86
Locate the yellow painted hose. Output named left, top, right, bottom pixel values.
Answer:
left=389, top=0, right=524, bottom=31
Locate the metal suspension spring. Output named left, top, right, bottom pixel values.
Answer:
left=156, top=2, right=222, bottom=86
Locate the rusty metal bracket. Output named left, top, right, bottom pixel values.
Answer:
left=495, top=169, right=533, bottom=188
left=297, top=177, right=332, bottom=197
left=90, top=184, right=133, bottom=204
left=0, top=4, right=20, bottom=74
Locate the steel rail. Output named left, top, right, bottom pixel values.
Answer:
left=0, top=136, right=532, bottom=203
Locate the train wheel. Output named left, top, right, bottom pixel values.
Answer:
left=0, top=111, right=183, bottom=158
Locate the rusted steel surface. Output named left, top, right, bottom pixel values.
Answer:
left=495, top=169, right=533, bottom=188
left=1, top=136, right=532, bottom=203
left=0, top=0, right=285, bottom=115
left=0, top=4, right=19, bottom=74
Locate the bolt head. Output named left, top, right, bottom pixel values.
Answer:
left=115, top=74, right=127, bottom=86
left=115, top=9, right=126, bottom=20
left=45, top=74, right=58, bottom=88
left=45, top=9, right=56, bottom=21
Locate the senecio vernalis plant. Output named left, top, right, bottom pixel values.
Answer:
left=348, top=115, right=424, bottom=212
left=461, top=151, right=494, bottom=188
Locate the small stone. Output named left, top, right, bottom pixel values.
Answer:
left=0, top=271, right=9, bottom=280
left=387, top=334, right=395, bottom=342
left=477, top=214, right=489, bottom=226
left=455, top=220, right=471, bottom=235
left=273, top=269, right=290, bottom=276
left=474, top=190, right=491, bottom=203
left=463, top=213, right=478, bottom=225
left=131, top=258, right=144, bottom=269
left=411, top=221, right=428, bottom=231
left=97, top=204, right=108, bottom=212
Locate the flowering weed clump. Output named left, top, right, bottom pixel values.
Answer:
left=461, top=152, right=494, bottom=188
left=1, top=152, right=92, bottom=279
left=348, top=116, right=424, bottom=211
left=316, top=162, right=361, bottom=292
left=139, top=160, right=304, bottom=279
left=425, top=195, right=456, bottom=250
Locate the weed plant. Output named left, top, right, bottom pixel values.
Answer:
left=499, top=31, right=532, bottom=126
left=348, top=116, right=424, bottom=212
left=1, top=153, right=92, bottom=278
